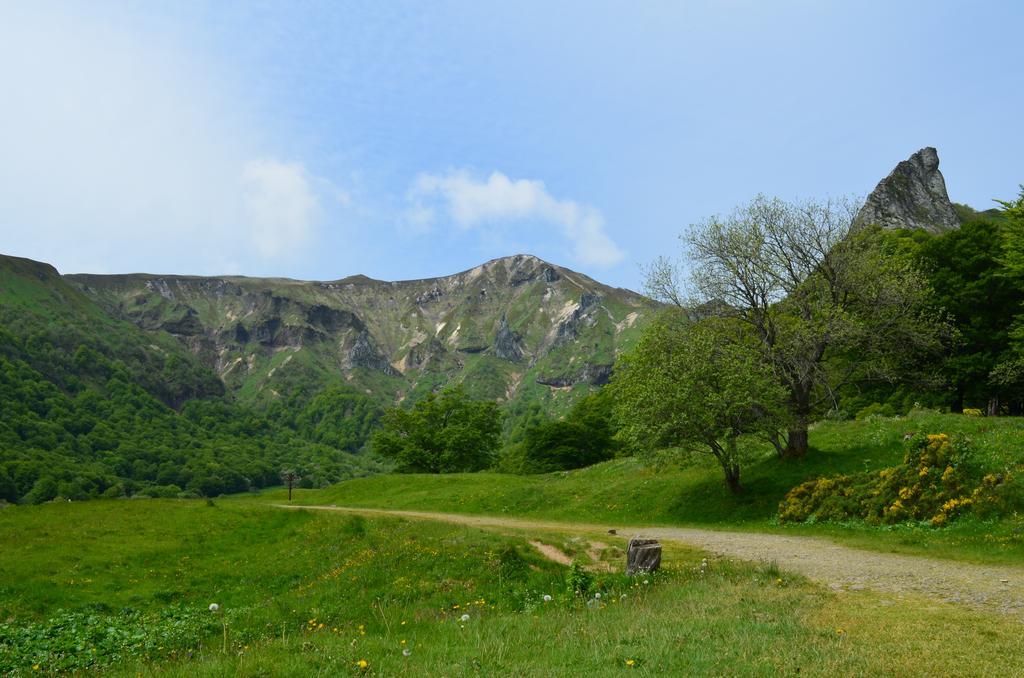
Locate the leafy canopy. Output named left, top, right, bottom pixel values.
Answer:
left=612, top=312, right=790, bottom=492
left=646, top=195, right=945, bottom=457
left=371, top=386, right=502, bottom=473
left=509, top=389, right=620, bottom=474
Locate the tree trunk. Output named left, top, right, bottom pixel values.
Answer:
left=765, top=431, right=786, bottom=459
left=950, top=386, right=964, bottom=414
left=783, top=384, right=811, bottom=459
left=717, top=439, right=743, bottom=493
left=783, top=425, right=808, bottom=458
left=724, top=466, right=743, bottom=494
left=987, top=395, right=1000, bottom=417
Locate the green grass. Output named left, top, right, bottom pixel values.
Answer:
left=280, top=410, right=1024, bottom=565
left=2, top=499, right=1022, bottom=676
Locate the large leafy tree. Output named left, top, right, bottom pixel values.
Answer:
left=371, top=386, right=502, bottom=473
left=612, top=312, right=790, bottom=492
left=896, top=219, right=1023, bottom=412
left=989, top=187, right=1024, bottom=410
left=646, top=195, right=944, bottom=458
left=515, top=389, right=619, bottom=473
left=997, top=186, right=1024, bottom=277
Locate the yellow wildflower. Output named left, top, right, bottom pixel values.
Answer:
left=626, top=659, right=636, bottom=667
left=357, top=659, right=369, bottom=669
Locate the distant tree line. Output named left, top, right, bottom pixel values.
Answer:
left=0, top=327, right=385, bottom=504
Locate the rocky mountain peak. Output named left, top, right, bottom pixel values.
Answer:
left=855, top=147, right=960, bottom=234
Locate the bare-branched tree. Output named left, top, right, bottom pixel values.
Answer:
left=646, top=194, right=947, bottom=458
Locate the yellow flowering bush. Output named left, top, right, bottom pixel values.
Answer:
left=962, top=408, right=984, bottom=417
left=779, top=433, right=1017, bottom=526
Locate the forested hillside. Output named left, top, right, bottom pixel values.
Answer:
left=0, top=253, right=654, bottom=504
left=0, top=255, right=384, bottom=502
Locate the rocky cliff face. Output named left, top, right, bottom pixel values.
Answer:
left=67, top=254, right=657, bottom=413
left=855, top=147, right=961, bottom=233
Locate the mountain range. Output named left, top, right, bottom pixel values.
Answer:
left=64, top=253, right=657, bottom=419
left=0, top=146, right=972, bottom=501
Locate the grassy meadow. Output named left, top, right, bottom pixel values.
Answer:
left=2, top=498, right=1023, bottom=676
left=2, top=410, right=1023, bottom=675
left=282, top=410, right=1024, bottom=565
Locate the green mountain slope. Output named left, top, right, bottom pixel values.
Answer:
left=0, top=254, right=385, bottom=503
left=0, top=252, right=657, bottom=503
left=0, top=254, right=223, bottom=408
left=67, top=254, right=659, bottom=416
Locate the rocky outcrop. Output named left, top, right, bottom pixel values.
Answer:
left=536, top=362, right=612, bottom=388
left=159, top=308, right=204, bottom=336
left=345, top=330, right=399, bottom=376
left=401, top=338, right=451, bottom=372
left=492, top=314, right=525, bottom=362
left=307, top=304, right=359, bottom=332
left=855, top=147, right=960, bottom=234
left=65, top=254, right=657, bottom=408
left=552, top=293, right=603, bottom=348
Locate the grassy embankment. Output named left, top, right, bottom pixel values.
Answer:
left=2, top=499, right=1023, bottom=676
left=279, top=410, right=1024, bottom=565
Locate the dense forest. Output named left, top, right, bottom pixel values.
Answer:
left=834, top=196, right=1024, bottom=417
left=0, top=257, right=384, bottom=503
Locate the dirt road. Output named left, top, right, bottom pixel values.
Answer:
left=276, top=504, right=1024, bottom=618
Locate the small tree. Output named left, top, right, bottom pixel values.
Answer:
left=280, top=469, right=300, bottom=501
left=612, top=312, right=789, bottom=492
left=516, top=390, right=619, bottom=473
left=371, top=386, right=502, bottom=473
left=646, top=195, right=944, bottom=458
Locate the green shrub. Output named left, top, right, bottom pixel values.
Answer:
left=138, top=484, right=182, bottom=499
left=779, top=433, right=1020, bottom=526
left=854, top=402, right=897, bottom=420
left=511, top=390, right=620, bottom=474
left=566, top=559, right=593, bottom=596
left=0, top=607, right=221, bottom=673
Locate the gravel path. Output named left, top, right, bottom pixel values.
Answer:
left=277, top=504, right=1024, bottom=618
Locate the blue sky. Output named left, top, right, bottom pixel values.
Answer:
left=1, top=1, right=1021, bottom=291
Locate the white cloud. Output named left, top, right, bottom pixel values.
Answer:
left=242, top=159, right=321, bottom=257
left=0, top=6, right=334, bottom=274
left=407, top=170, right=625, bottom=266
